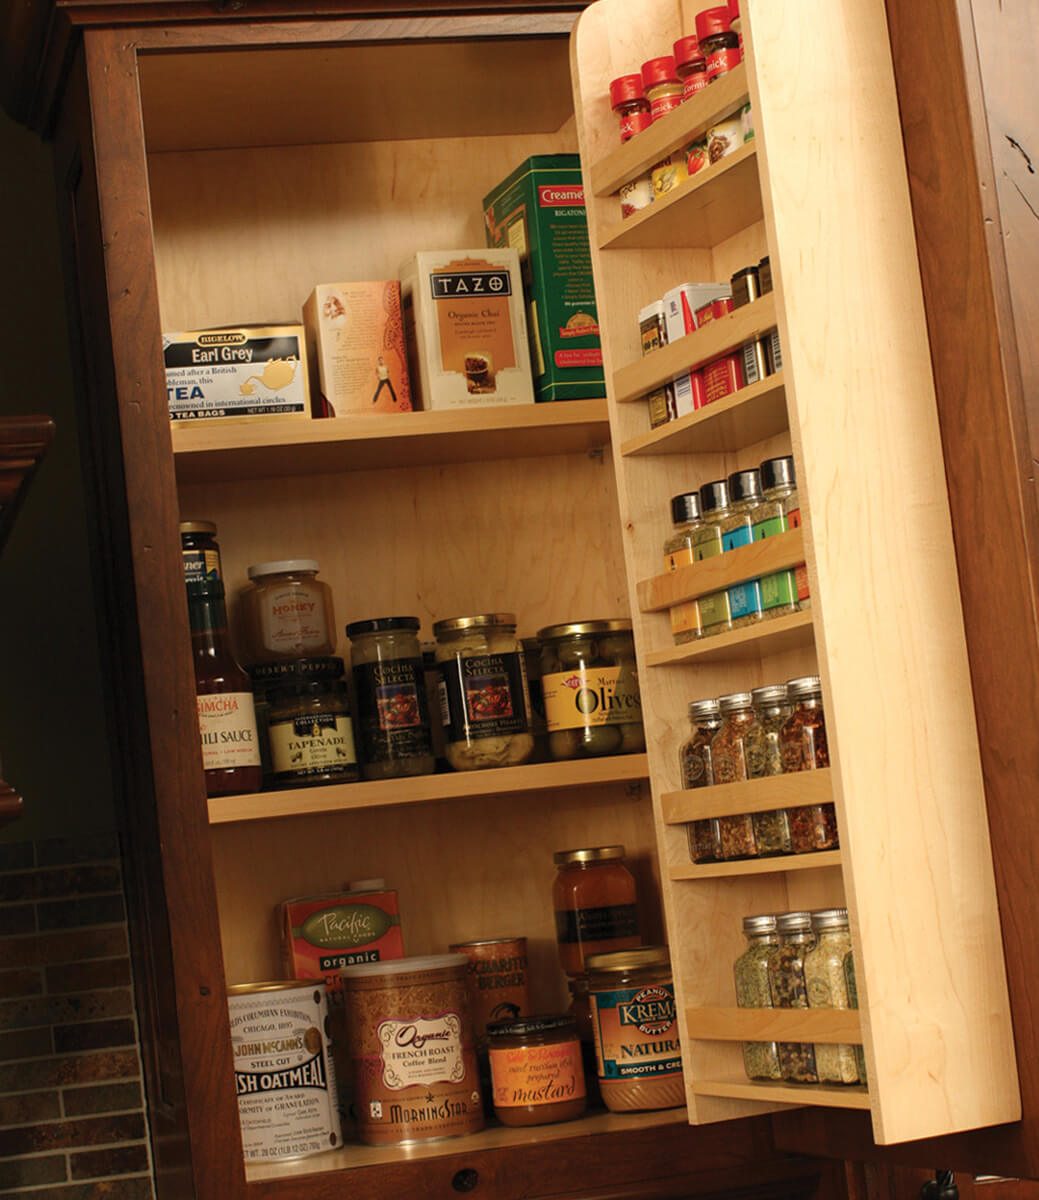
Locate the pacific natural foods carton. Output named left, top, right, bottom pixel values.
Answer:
left=399, top=249, right=535, bottom=409
left=163, top=325, right=310, bottom=422
left=482, top=155, right=604, bottom=403
left=302, top=281, right=412, bottom=417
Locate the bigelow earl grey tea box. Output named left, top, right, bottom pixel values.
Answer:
left=482, top=155, right=604, bottom=402
left=399, top=250, right=535, bottom=409
left=280, top=888, right=404, bottom=995
left=164, top=325, right=310, bottom=421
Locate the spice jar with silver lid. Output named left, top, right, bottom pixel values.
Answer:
left=781, top=676, right=838, bottom=853
left=434, top=614, right=533, bottom=771
left=745, top=684, right=793, bottom=856
left=769, top=911, right=819, bottom=1084
left=733, top=914, right=781, bottom=1081
left=710, top=692, right=758, bottom=860
left=804, top=908, right=859, bottom=1084
left=680, top=698, right=723, bottom=863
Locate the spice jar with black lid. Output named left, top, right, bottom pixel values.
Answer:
left=733, top=914, right=781, bottom=1081
left=752, top=456, right=800, bottom=622
left=721, top=469, right=765, bottom=629
left=769, top=911, right=819, bottom=1084
left=681, top=698, right=723, bottom=864
left=745, top=684, right=793, bottom=856
left=695, top=6, right=742, bottom=82
left=804, top=908, right=859, bottom=1085
left=694, top=479, right=733, bottom=638
left=264, top=657, right=359, bottom=788
left=487, top=1014, right=587, bottom=1127
left=665, top=492, right=704, bottom=643
left=710, top=692, right=758, bottom=860
left=781, top=676, right=838, bottom=853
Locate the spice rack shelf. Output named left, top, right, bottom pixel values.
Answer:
left=171, top=398, right=612, bottom=484
left=621, top=374, right=788, bottom=458
left=660, top=771, right=833, bottom=825
left=690, top=1080, right=871, bottom=1112
left=685, top=1006, right=862, bottom=1044
left=206, top=753, right=650, bottom=825
left=637, top=528, right=804, bottom=613
left=669, top=850, right=841, bottom=882
left=644, top=611, right=814, bottom=667
left=614, top=295, right=777, bottom=404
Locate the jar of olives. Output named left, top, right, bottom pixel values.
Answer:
left=538, top=621, right=645, bottom=761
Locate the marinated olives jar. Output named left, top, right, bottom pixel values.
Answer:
left=553, top=846, right=641, bottom=977
left=538, top=621, right=645, bottom=761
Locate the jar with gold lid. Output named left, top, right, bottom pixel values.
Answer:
left=553, top=845, right=640, bottom=977
left=486, top=1014, right=587, bottom=1127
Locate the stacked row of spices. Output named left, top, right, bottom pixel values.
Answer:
left=733, top=908, right=866, bottom=1086
left=663, top=456, right=810, bottom=644
left=679, top=676, right=836, bottom=862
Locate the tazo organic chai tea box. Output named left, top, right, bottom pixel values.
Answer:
left=399, top=250, right=535, bottom=409
left=302, top=282, right=412, bottom=417
left=163, top=325, right=310, bottom=422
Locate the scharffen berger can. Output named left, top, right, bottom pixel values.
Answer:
left=227, top=980, right=342, bottom=1162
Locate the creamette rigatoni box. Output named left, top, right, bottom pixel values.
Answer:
left=399, top=250, right=535, bottom=410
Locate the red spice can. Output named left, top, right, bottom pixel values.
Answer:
left=449, top=937, right=530, bottom=1041
left=701, top=352, right=745, bottom=405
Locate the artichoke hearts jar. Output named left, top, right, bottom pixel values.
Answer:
left=486, top=1014, right=587, bottom=1127
left=537, top=620, right=645, bottom=760
left=586, top=946, right=685, bottom=1113
left=433, top=614, right=534, bottom=771
left=340, top=954, right=484, bottom=1145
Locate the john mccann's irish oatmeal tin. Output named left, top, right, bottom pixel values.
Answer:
left=227, top=980, right=342, bottom=1162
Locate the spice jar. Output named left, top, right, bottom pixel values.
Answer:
left=695, top=6, right=742, bottom=82
left=783, top=475, right=812, bottom=611
left=721, top=468, right=764, bottom=629
left=586, top=946, right=683, bottom=1112
left=665, top=493, right=704, bottom=643
left=751, top=456, right=799, bottom=622
left=780, top=676, right=838, bottom=853
left=694, top=479, right=733, bottom=638
left=844, top=951, right=868, bottom=1085
left=733, top=914, right=781, bottom=1081
left=639, top=301, right=674, bottom=428
left=609, top=74, right=652, bottom=142
left=745, top=684, right=793, bottom=856
left=240, top=559, right=336, bottom=663
left=538, top=621, right=644, bottom=760
left=641, top=56, right=684, bottom=121
left=768, top=911, right=819, bottom=1084
left=179, top=520, right=222, bottom=597
left=487, top=1015, right=587, bottom=1127
left=804, top=908, right=859, bottom=1085
left=710, top=692, right=758, bottom=860
left=264, top=657, right=359, bottom=787
left=730, top=265, right=760, bottom=309
left=553, top=846, right=640, bottom=977
left=673, top=36, right=708, bottom=99
left=433, top=614, right=534, bottom=771
left=347, top=617, right=436, bottom=780
left=680, top=698, right=723, bottom=864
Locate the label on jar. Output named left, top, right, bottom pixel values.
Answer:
left=650, top=92, right=684, bottom=120
left=489, top=1040, right=586, bottom=1108
left=353, top=657, right=433, bottom=762
left=619, top=175, right=653, bottom=218
left=667, top=546, right=694, bottom=571
left=760, top=571, right=798, bottom=610
left=197, top=692, right=261, bottom=770
left=669, top=599, right=702, bottom=637
left=728, top=579, right=763, bottom=621
left=438, top=651, right=528, bottom=740
left=785, top=507, right=811, bottom=601
left=682, top=72, right=709, bottom=99
left=269, top=713, right=357, bottom=777
left=183, top=548, right=221, bottom=590
left=377, top=1013, right=465, bottom=1089
left=541, top=665, right=642, bottom=732
left=260, top=584, right=329, bottom=654
left=698, top=590, right=731, bottom=630
left=705, top=45, right=741, bottom=81
left=555, top=904, right=639, bottom=946
left=591, top=982, right=681, bottom=1081
left=620, top=111, right=653, bottom=140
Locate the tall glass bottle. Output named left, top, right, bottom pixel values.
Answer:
left=665, top=491, right=704, bottom=644
left=768, top=910, right=819, bottom=1083
left=721, top=468, right=764, bottom=629
left=189, top=582, right=262, bottom=797
left=751, top=456, right=799, bottom=621
left=694, top=479, right=732, bottom=637
left=733, top=914, right=781, bottom=1080
left=709, top=692, right=758, bottom=860
left=680, top=698, right=722, bottom=863
left=804, top=908, right=859, bottom=1084
left=744, top=683, right=793, bottom=856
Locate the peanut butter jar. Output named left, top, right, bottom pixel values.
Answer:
left=486, top=1015, right=587, bottom=1127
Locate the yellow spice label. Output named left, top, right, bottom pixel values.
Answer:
left=542, top=665, right=642, bottom=731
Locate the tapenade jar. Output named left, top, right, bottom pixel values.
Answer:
left=586, top=946, right=684, bottom=1113
left=346, top=617, right=436, bottom=780
left=240, top=560, right=336, bottom=663
left=433, top=614, right=533, bottom=771
left=538, top=620, right=645, bottom=760
left=553, top=846, right=640, bottom=977
left=264, top=657, right=359, bottom=787
left=780, top=676, right=838, bottom=853
left=486, top=1015, right=587, bottom=1127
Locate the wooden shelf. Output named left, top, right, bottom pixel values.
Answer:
left=622, top=374, right=788, bottom=457
left=172, top=399, right=612, bottom=484
left=598, top=142, right=763, bottom=251
left=691, top=1080, right=871, bottom=1111
left=670, top=850, right=841, bottom=881
left=645, top=610, right=814, bottom=667
left=686, top=1007, right=862, bottom=1044
left=661, top=770, right=834, bottom=825
left=637, top=528, right=804, bottom=614
left=207, top=753, right=649, bottom=825
left=613, top=295, right=778, bottom=404
left=590, top=64, right=751, bottom=196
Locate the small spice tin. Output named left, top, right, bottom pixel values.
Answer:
left=487, top=1014, right=587, bottom=1127
left=448, top=936, right=530, bottom=1041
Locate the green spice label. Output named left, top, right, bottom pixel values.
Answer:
left=699, top=591, right=731, bottom=630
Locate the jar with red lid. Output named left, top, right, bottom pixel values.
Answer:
left=553, top=846, right=640, bottom=977
left=609, top=74, right=652, bottom=142
left=673, top=36, right=708, bottom=99
left=695, top=6, right=742, bottom=82
left=641, top=56, right=684, bottom=121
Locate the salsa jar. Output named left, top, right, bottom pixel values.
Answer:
left=486, top=1014, right=586, bottom=1127
left=240, top=559, right=336, bottom=664
left=586, top=946, right=684, bottom=1113
left=264, top=657, right=359, bottom=787
left=553, top=846, right=640, bottom=977
left=538, top=620, right=645, bottom=760
left=347, top=617, right=436, bottom=780
left=433, top=614, right=534, bottom=771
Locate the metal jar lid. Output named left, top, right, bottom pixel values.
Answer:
left=486, top=1014, right=576, bottom=1041
left=775, top=911, right=813, bottom=934
left=810, top=907, right=849, bottom=931
left=179, top=520, right=216, bottom=535
left=728, top=468, right=763, bottom=505
left=227, top=979, right=320, bottom=995
left=742, top=914, right=778, bottom=935
left=699, top=478, right=730, bottom=514
left=786, top=675, right=822, bottom=700
left=760, top=455, right=796, bottom=492
left=718, top=691, right=754, bottom=712
left=449, top=937, right=526, bottom=951
left=537, top=619, right=632, bottom=642
left=247, top=558, right=320, bottom=579
left=340, top=953, right=467, bottom=981
left=585, top=945, right=670, bottom=974
left=750, top=684, right=788, bottom=707
left=345, top=616, right=421, bottom=637
left=687, top=698, right=721, bottom=721
left=433, top=613, right=517, bottom=636
left=553, top=845, right=625, bottom=867
left=671, top=492, right=701, bottom=525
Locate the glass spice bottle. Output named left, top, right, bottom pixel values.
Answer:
left=673, top=36, right=708, bottom=99
left=744, top=684, right=793, bottom=856
left=693, top=479, right=733, bottom=638
left=733, top=914, right=781, bottom=1081
left=751, top=456, right=800, bottom=622
left=665, top=491, right=704, bottom=644
left=609, top=74, right=652, bottom=142
left=843, top=951, right=868, bottom=1085
left=641, top=56, right=684, bottom=121
left=804, top=908, right=859, bottom=1085
left=710, top=692, right=757, bottom=860
left=680, top=698, right=723, bottom=864
left=780, top=676, right=838, bottom=854
left=769, top=911, right=819, bottom=1084
left=783, top=478, right=812, bottom=611
left=695, top=5, right=742, bottom=82
left=721, top=468, right=764, bottom=629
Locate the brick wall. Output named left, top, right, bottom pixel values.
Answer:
left=0, top=834, right=155, bottom=1200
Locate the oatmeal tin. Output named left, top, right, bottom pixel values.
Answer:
left=227, top=980, right=342, bottom=1163
left=340, top=953, right=484, bottom=1145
